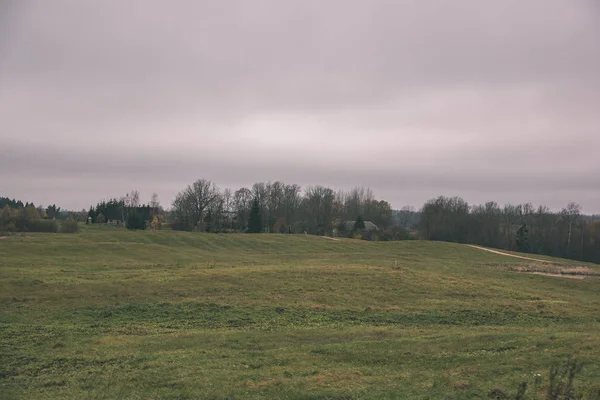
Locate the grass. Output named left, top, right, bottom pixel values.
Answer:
left=1, top=226, right=600, bottom=399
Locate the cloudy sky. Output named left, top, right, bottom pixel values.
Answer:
left=1, top=0, right=599, bottom=212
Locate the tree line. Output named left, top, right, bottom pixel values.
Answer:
left=87, top=190, right=162, bottom=230
left=3, top=185, right=599, bottom=264
left=0, top=198, right=78, bottom=233
left=168, top=180, right=599, bottom=263
left=169, top=179, right=404, bottom=239
left=420, top=196, right=600, bottom=264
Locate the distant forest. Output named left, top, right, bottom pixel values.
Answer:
left=0, top=197, right=77, bottom=233
left=2, top=180, right=599, bottom=264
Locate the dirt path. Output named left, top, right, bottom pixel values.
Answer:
left=468, top=244, right=599, bottom=279
left=321, top=236, right=340, bottom=241
left=467, top=245, right=554, bottom=263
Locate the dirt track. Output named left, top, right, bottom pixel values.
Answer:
left=467, top=245, right=554, bottom=263
left=468, top=244, right=599, bottom=279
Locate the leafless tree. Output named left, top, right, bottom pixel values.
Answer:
left=562, top=202, right=581, bottom=251
left=398, top=205, right=415, bottom=228
left=150, top=193, right=160, bottom=209
left=302, top=186, right=335, bottom=235
left=172, top=179, right=219, bottom=230
left=252, top=182, right=270, bottom=231
left=283, top=183, right=301, bottom=232
left=233, top=188, right=253, bottom=231
left=222, top=189, right=232, bottom=213
left=127, top=190, right=140, bottom=207
left=340, top=186, right=375, bottom=220
left=150, top=193, right=160, bottom=218
left=503, top=204, right=518, bottom=249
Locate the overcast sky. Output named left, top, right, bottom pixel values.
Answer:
left=1, top=0, right=599, bottom=212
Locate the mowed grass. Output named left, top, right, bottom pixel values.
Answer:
left=1, top=228, right=599, bottom=399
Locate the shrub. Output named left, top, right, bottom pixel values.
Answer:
left=361, top=230, right=379, bottom=241
left=150, top=216, right=161, bottom=230
left=379, top=227, right=412, bottom=241
left=2, top=221, right=16, bottom=233
left=27, top=219, right=59, bottom=233
left=169, top=222, right=189, bottom=231
left=489, top=356, right=600, bottom=400
left=61, top=216, right=79, bottom=233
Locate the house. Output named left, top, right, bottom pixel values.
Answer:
left=107, top=218, right=124, bottom=226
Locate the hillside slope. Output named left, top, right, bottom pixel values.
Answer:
left=1, top=230, right=599, bottom=399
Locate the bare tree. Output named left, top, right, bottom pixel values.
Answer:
left=471, top=202, right=501, bottom=247
left=283, top=183, right=301, bottom=232
left=222, top=189, right=232, bottom=213
left=150, top=193, right=160, bottom=218
left=128, top=190, right=140, bottom=207
left=233, top=188, right=253, bottom=231
left=150, top=193, right=160, bottom=209
left=398, top=205, right=416, bottom=228
left=171, top=179, right=219, bottom=230
left=267, top=181, right=285, bottom=230
left=562, top=202, right=581, bottom=252
left=252, top=182, right=270, bottom=232
left=206, top=191, right=225, bottom=232
left=503, top=204, right=518, bottom=249
left=302, top=186, right=335, bottom=235
left=222, top=189, right=233, bottom=229
left=341, top=186, right=375, bottom=220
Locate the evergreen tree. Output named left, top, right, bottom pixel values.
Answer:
left=516, top=224, right=530, bottom=253
left=87, top=206, right=97, bottom=223
left=354, top=215, right=365, bottom=231
left=247, top=198, right=262, bottom=233
left=46, top=204, right=61, bottom=219
left=0, top=198, right=24, bottom=209
left=126, top=209, right=146, bottom=230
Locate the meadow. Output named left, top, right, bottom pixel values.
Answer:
left=1, top=226, right=599, bottom=399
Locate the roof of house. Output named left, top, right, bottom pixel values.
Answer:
left=343, top=220, right=379, bottom=231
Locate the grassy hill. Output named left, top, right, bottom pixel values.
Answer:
left=1, top=228, right=599, bottom=399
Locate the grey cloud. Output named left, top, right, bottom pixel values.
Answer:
left=2, top=140, right=598, bottom=212
left=1, top=0, right=599, bottom=212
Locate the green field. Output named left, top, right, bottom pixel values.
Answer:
left=1, top=228, right=599, bottom=399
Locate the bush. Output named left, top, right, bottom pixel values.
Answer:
left=61, top=217, right=79, bottom=233
left=169, top=222, right=189, bottom=231
left=2, top=221, right=16, bottom=233
left=489, top=356, right=600, bottom=400
left=361, top=230, right=379, bottom=241
left=379, top=227, right=413, bottom=241
left=150, top=216, right=161, bottom=230
left=27, top=219, right=59, bottom=233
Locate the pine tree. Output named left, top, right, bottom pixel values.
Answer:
left=516, top=224, right=530, bottom=253
left=247, top=198, right=262, bottom=233
left=126, top=209, right=146, bottom=230
left=87, top=206, right=97, bottom=223
left=354, top=215, right=365, bottom=231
